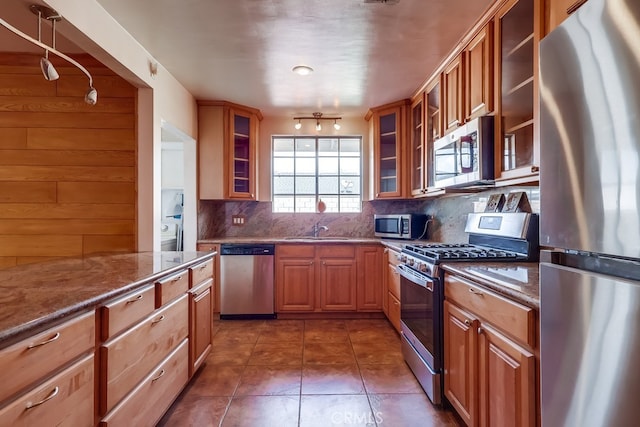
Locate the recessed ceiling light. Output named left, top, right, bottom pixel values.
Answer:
left=292, top=65, right=313, bottom=76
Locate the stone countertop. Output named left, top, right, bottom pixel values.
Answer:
left=198, top=237, right=384, bottom=244
left=0, top=251, right=215, bottom=349
left=441, top=262, right=539, bottom=309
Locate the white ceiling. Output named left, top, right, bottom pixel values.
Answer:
left=3, top=0, right=494, bottom=117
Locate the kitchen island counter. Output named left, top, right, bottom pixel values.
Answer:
left=0, top=251, right=214, bottom=349
left=441, top=262, right=539, bottom=309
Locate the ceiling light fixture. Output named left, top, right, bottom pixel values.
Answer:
left=293, top=112, right=342, bottom=132
left=0, top=4, right=97, bottom=105
left=292, top=65, right=314, bottom=76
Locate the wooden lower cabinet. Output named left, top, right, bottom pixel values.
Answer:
left=0, top=354, right=94, bottom=427
left=189, top=278, right=213, bottom=376
left=444, top=274, right=537, bottom=427
left=276, top=244, right=383, bottom=314
left=383, top=247, right=402, bottom=332
left=100, top=340, right=189, bottom=427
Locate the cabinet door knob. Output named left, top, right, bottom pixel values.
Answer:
left=478, top=327, right=484, bottom=335
left=309, top=261, right=314, bottom=265
left=251, top=194, right=255, bottom=198
left=383, top=248, right=389, bottom=254
left=27, top=332, right=60, bottom=349
left=25, top=386, right=59, bottom=409
left=464, top=319, right=471, bottom=326
left=468, top=288, right=484, bottom=297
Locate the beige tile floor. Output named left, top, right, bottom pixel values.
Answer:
left=158, top=319, right=462, bottom=427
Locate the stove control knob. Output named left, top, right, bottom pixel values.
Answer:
left=400, top=255, right=407, bottom=263
left=408, top=258, right=414, bottom=266
left=419, top=263, right=428, bottom=273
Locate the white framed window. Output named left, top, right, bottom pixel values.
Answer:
left=272, top=136, right=362, bottom=213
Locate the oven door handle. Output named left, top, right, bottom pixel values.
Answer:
left=396, top=265, right=434, bottom=291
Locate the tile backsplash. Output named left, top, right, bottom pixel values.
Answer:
left=198, top=186, right=539, bottom=243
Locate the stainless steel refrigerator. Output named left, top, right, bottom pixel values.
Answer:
left=539, top=0, right=640, bottom=425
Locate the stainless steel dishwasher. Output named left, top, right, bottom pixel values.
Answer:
left=219, top=243, right=275, bottom=319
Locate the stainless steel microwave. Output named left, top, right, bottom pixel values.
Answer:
left=433, top=116, right=494, bottom=188
left=374, top=214, right=429, bottom=240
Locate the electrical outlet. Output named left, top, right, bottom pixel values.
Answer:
left=231, top=214, right=246, bottom=226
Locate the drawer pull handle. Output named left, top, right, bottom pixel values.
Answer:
left=171, top=275, right=183, bottom=284
left=26, top=386, right=59, bottom=409
left=126, top=294, right=143, bottom=304
left=199, top=264, right=208, bottom=271
left=468, top=288, right=484, bottom=297
left=151, top=369, right=166, bottom=382
left=464, top=319, right=471, bottom=326
left=27, top=332, right=60, bottom=349
left=151, top=315, right=166, bottom=325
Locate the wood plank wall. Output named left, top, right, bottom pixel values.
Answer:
left=0, top=53, right=136, bottom=269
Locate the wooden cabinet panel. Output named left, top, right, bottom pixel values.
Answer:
left=444, top=301, right=477, bottom=427
left=100, top=340, right=189, bottom=427
left=189, top=279, right=213, bottom=376
left=443, top=55, right=464, bottom=133
left=465, top=23, right=494, bottom=120
left=0, top=310, right=95, bottom=404
left=356, top=246, right=383, bottom=311
left=478, top=323, right=536, bottom=427
left=155, top=270, right=189, bottom=307
left=99, top=295, right=188, bottom=414
left=0, top=354, right=94, bottom=427
left=545, top=0, right=586, bottom=35
left=319, top=258, right=357, bottom=311
left=100, top=285, right=155, bottom=340
left=410, top=93, right=426, bottom=196
left=387, top=262, right=401, bottom=300
left=196, top=244, right=220, bottom=313
left=276, top=257, right=315, bottom=311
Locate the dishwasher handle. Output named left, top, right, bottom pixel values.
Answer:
left=220, top=243, right=275, bottom=256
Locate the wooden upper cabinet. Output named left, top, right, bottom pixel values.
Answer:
left=366, top=100, right=408, bottom=199
left=198, top=101, right=262, bottom=200
left=409, top=93, right=426, bottom=196
left=544, top=0, right=587, bottom=35
left=465, top=22, right=494, bottom=121
left=494, top=0, right=541, bottom=183
left=443, top=55, right=464, bottom=133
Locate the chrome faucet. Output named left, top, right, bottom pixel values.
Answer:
left=312, top=222, right=329, bottom=237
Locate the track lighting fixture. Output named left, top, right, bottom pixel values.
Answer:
left=0, top=4, right=98, bottom=105
left=293, top=112, right=342, bottom=131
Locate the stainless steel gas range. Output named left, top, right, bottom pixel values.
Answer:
left=396, top=212, right=538, bottom=405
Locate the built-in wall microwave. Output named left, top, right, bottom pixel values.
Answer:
left=433, top=116, right=494, bottom=188
left=374, top=214, right=429, bottom=240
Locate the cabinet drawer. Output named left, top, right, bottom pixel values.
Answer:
left=155, top=270, right=189, bottom=307
left=100, top=340, right=188, bottom=427
left=277, top=244, right=315, bottom=258
left=100, top=285, right=155, bottom=340
left=387, top=263, right=400, bottom=299
left=445, top=275, right=535, bottom=347
left=317, top=245, right=355, bottom=258
left=99, top=295, right=188, bottom=414
left=387, top=248, right=401, bottom=267
left=388, top=292, right=401, bottom=333
left=0, top=311, right=95, bottom=404
left=189, top=258, right=213, bottom=287
left=0, top=354, right=94, bottom=427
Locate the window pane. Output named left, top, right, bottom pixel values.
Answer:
left=273, top=138, right=294, bottom=155
left=295, top=196, right=316, bottom=212
left=295, top=139, right=315, bottom=156
left=339, top=196, right=361, bottom=212
left=273, top=176, right=294, bottom=194
left=319, top=196, right=339, bottom=213
left=296, top=158, right=316, bottom=174
left=273, top=196, right=294, bottom=212
left=318, top=157, right=338, bottom=175
left=340, top=139, right=360, bottom=156
left=273, top=158, right=294, bottom=175
left=318, top=138, right=339, bottom=156
left=318, top=176, right=339, bottom=194
left=295, top=176, right=316, bottom=194
left=340, top=158, right=361, bottom=175
left=339, top=177, right=360, bottom=195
